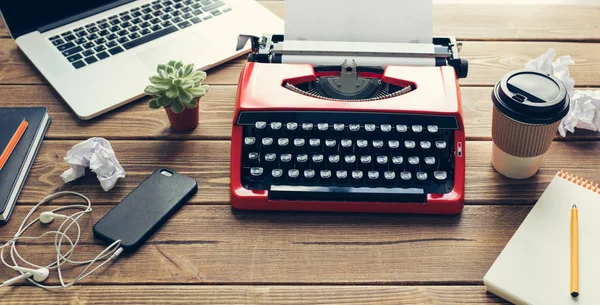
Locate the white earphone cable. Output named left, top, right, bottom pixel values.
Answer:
left=0, top=191, right=123, bottom=289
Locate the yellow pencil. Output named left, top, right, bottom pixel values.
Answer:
left=571, top=204, right=579, bottom=297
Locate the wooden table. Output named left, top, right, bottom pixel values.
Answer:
left=1, top=1, right=599, bottom=304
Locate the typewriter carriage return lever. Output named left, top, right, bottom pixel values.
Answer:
left=230, top=34, right=468, bottom=214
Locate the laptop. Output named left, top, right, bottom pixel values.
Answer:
left=0, top=0, right=283, bottom=119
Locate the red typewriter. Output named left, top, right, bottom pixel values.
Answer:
left=230, top=34, right=468, bottom=214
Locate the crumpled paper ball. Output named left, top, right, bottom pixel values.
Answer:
left=60, top=137, right=125, bottom=191
left=524, top=48, right=600, bottom=137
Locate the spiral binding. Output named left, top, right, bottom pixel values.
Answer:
left=558, top=170, right=600, bottom=194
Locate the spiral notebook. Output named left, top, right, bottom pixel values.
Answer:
left=484, top=171, right=600, bottom=305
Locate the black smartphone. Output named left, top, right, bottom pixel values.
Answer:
left=93, top=168, right=198, bottom=252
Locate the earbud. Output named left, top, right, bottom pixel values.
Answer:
left=39, top=211, right=69, bottom=224
left=1, top=267, right=49, bottom=287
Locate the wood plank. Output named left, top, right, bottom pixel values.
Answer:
left=0, top=205, right=528, bottom=284
left=1, top=2, right=599, bottom=41
left=2, top=85, right=600, bottom=141
left=2, top=40, right=600, bottom=86
left=14, top=140, right=600, bottom=205
left=0, top=285, right=508, bottom=304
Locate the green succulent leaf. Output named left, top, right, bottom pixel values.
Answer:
left=153, top=82, right=170, bottom=91
left=166, top=85, right=179, bottom=98
left=157, top=64, right=167, bottom=73
left=178, top=87, right=193, bottom=103
left=148, top=98, right=160, bottom=109
left=167, top=60, right=178, bottom=67
left=171, top=100, right=185, bottom=113
left=182, top=79, right=194, bottom=89
left=183, top=63, right=194, bottom=76
left=156, top=95, right=171, bottom=107
left=187, top=87, right=207, bottom=97
left=187, top=98, right=198, bottom=108
left=144, top=85, right=160, bottom=95
left=166, top=65, right=175, bottom=75
left=174, top=61, right=184, bottom=70
left=149, top=75, right=169, bottom=85
left=172, top=78, right=183, bottom=86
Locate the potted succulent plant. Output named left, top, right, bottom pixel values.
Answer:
left=144, top=60, right=210, bottom=131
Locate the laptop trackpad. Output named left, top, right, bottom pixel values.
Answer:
left=137, top=33, right=214, bottom=69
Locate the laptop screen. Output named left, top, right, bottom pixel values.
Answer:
left=0, top=0, right=132, bottom=38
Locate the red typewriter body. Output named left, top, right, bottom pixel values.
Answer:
left=230, top=61, right=466, bottom=214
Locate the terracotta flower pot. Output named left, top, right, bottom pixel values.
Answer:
left=165, top=100, right=200, bottom=132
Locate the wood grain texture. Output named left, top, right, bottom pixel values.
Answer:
left=2, top=85, right=600, bottom=141
left=13, top=140, right=600, bottom=205
left=1, top=39, right=599, bottom=86
left=0, top=286, right=508, bottom=304
left=0, top=205, right=529, bottom=285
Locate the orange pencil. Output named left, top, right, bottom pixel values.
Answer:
left=0, top=119, right=28, bottom=171
left=571, top=204, right=579, bottom=297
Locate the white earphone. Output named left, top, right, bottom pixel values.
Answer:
left=0, top=191, right=123, bottom=289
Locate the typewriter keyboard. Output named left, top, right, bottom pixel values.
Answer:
left=238, top=111, right=457, bottom=203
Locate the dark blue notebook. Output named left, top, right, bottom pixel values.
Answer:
left=0, top=108, right=51, bottom=224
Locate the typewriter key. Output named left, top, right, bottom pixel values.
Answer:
left=384, top=171, right=396, bottom=181
left=262, top=137, right=273, bottom=146
left=424, top=156, right=436, bottom=165
left=312, top=154, right=324, bottom=163
left=288, top=169, right=299, bottom=178
left=388, top=140, right=400, bottom=149
left=304, top=169, right=316, bottom=179
left=427, top=125, right=439, bottom=133
left=250, top=167, right=263, bottom=176
left=404, top=140, right=416, bottom=149
left=318, top=122, right=329, bottom=131
left=420, top=141, right=431, bottom=150
left=278, top=138, right=289, bottom=147
left=309, top=138, right=321, bottom=147
left=244, top=137, right=256, bottom=145
left=286, top=122, right=298, bottom=130
left=271, top=169, right=283, bottom=179
left=434, top=171, right=448, bottom=182
left=294, top=138, right=305, bottom=147
left=416, top=171, right=428, bottom=181
left=356, top=139, right=368, bottom=149
left=297, top=154, right=309, bottom=163
left=435, top=141, right=447, bottom=149
left=392, top=156, right=403, bottom=165
left=336, top=170, right=348, bottom=180
left=344, top=155, right=356, bottom=165
left=271, top=122, right=282, bottom=130
left=349, top=123, right=360, bottom=131
left=352, top=170, right=363, bottom=180
left=400, top=171, right=412, bottom=181
left=280, top=154, right=292, bottom=162
left=334, top=123, right=345, bottom=131
left=367, top=171, right=380, bottom=180
left=376, top=156, right=388, bottom=165
left=412, top=125, right=423, bottom=133
left=255, top=121, right=267, bottom=129
left=365, top=124, right=376, bottom=132
left=381, top=124, right=392, bottom=133
left=248, top=152, right=259, bottom=164
left=360, top=155, right=372, bottom=164
left=372, top=140, right=384, bottom=149
left=320, top=170, right=332, bottom=179
left=265, top=153, right=276, bottom=162
left=396, top=124, right=408, bottom=133
left=341, top=139, right=352, bottom=148
left=328, top=155, right=340, bottom=164
left=302, top=122, right=314, bottom=131
left=408, top=156, right=420, bottom=165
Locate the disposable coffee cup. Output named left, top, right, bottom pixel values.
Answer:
left=491, top=69, right=570, bottom=179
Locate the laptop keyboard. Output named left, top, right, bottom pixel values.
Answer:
left=47, top=0, right=232, bottom=69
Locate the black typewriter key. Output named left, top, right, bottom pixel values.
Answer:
left=249, top=167, right=263, bottom=181
left=359, top=155, right=372, bottom=170
left=364, top=124, right=376, bottom=133
left=427, top=125, right=439, bottom=134
left=371, top=140, right=384, bottom=153
left=288, top=169, right=300, bottom=180
left=433, top=171, right=448, bottom=183
left=333, top=123, right=344, bottom=132
left=293, top=138, right=305, bottom=148
left=376, top=155, right=388, bottom=169
left=247, top=152, right=259, bottom=165
left=351, top=170, right=364, bottom=183
left=296, top=154, right=309, bottom=169
left=311, top=154, right=324, bottom=168
left=356, top=139, right=368, bottom=153
left=391, top=156, right=403, bottom=169
left=286, top=122, right=298, bottom=131
left=244, top=136, right=256, bottom=147
left=343, top=155, right=356, bottom=167
left=317, top=122, right=329, bottom=132
left=404, top=140, right=416, bottom=150
left=340, top=139, right=352, bottom=152
left=264, top=153, right=277, bottom=164
left=302, top=122, right=314, bottom=131
left=308, top=138, right=321, bottom=151
left=304, top=169, right=316, bottom=181
left=255, top=121, right=267, bottom=130
left=271, top=169, right=283, bottom=181
left=335, top=170, right=348, bottom=183
left=383, top=171, right=396, bottom=184
left=280, top=154, right=292, bottom=164
left=416, top=171, right=428, bottom=183
left=400, top=171, right=412, bottom=183
left=411, top=125, right=423, bottom=134
left=408, top=156, right=420, bottom=169
left=261, top=137, right=273, bottom=147
left=320, top=170, right=332, bottom=181
left=324, top=139, right=337, bottom=152
left=328, top=154, right=341, bottom=170
left=349, top=123, right=360, bottom=132
left=420, top=141, right=432, bottom=150
left=424, top=156, right=436, bottom=169
left=388, top=140, right=400, bottom=150
left=367, top=171, right=380, bottom=184
left=270, top=122, right=282, bottom=131
left=396, top=124, right=408, bottom=133
left=435, top=141, right=447, bottom=150
left=277, top=138, right=290, bottom=148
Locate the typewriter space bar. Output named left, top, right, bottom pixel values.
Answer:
left=269, top=185, right=426, bottom=203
